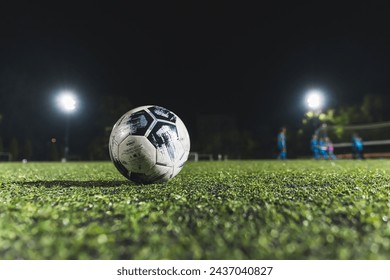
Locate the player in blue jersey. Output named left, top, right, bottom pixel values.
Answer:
left=318, top=137, right=329, bottom=159
left=310, top=134, right=319, bottom=159
left=352, top=133, right=364, bottom=159
left=277, top=126, right=287, bottom=160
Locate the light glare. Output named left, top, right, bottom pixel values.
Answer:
left=306, top=90, right=323, bottom=110
left=58, top=92, right=77, bottom=112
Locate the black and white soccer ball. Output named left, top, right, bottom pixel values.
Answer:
left=109, top=105, right=190, bottom=184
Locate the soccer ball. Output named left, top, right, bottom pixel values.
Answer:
left=109, top=105, right=190, bottom=184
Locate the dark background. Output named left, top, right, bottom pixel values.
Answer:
left=1, top=1, right=390, bottom=160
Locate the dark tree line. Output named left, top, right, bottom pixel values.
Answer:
left=1, top=94, right=388, bottom=161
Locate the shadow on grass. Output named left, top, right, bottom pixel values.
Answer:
left=21, top=180, right=135, bottom=188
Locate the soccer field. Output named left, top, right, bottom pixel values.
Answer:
left=1, top=160, right=390, bottom=260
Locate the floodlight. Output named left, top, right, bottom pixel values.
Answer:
left=58, top=91, right=77, bottom=112
left=306, top=90, right=324, bottom=110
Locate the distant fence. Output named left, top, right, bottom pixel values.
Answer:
left=188, top=152, right=228, bottom=161
left=0, top=152, right=12, bottom=161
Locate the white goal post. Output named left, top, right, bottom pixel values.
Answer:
left=332, top=139, right=390, bottom=148
left=329, top=121, right=390, bottom=148
left=327, top=120, right=390, bottom=158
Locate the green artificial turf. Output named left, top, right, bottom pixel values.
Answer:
left=1, top=160, right=390, bottom=260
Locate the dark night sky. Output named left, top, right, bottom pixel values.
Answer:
left=1, top=1, right=390, bottom=157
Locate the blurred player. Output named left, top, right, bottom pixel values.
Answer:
left=352, top=133, right=364, bottom=159
left=318, top=137, right=329, bottom=159
left=310, top=134, right=319, bottom=159
left=325, top=137, right=337, bottom=160
left=277, top=126, right=287, bottom=160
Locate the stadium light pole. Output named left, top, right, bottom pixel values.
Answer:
left=57, top=91, right=77, bottom=162
left=305, top=89, right=326, bottom=136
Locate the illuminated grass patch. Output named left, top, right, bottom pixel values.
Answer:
left=1, top=160, right=390, bottom=259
